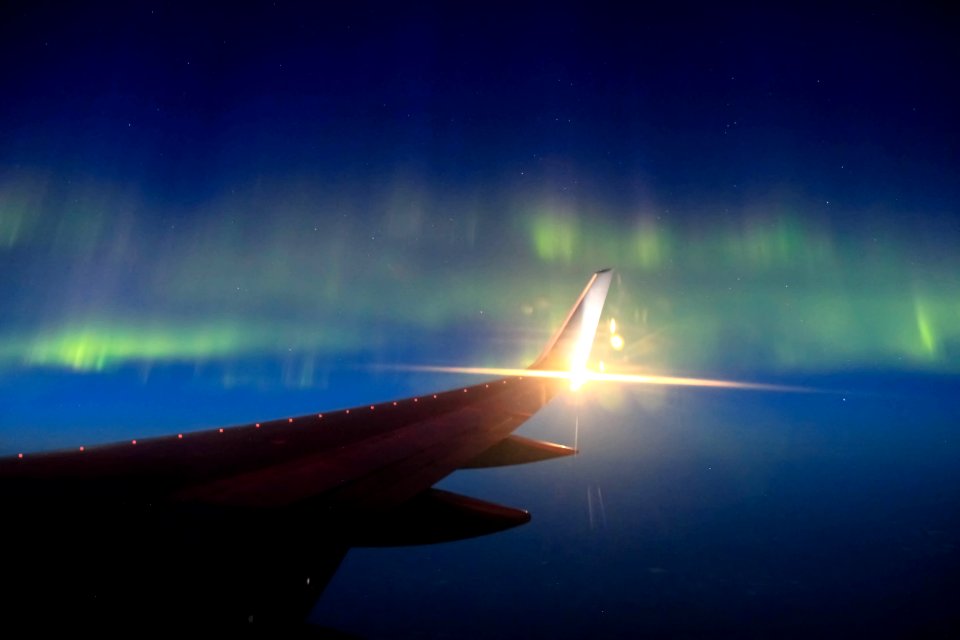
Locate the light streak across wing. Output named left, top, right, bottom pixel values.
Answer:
left=382, top=365, right=816, bottom=393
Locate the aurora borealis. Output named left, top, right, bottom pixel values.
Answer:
left=1, top=171, right=956, bottom=376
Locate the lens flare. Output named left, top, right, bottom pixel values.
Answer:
left=382, top=364, right=813, bottom=393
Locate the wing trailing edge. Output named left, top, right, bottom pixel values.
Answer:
left=460, top=434, right=576, bottom=469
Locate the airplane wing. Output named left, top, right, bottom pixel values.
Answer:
left=0, top=269, right=613, bottom=631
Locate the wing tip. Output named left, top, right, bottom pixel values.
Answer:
left=530, top=269, right=614, bottom=370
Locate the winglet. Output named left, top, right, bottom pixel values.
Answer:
left=529, top=269, right=613, bottom=385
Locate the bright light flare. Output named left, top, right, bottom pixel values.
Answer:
left=388, top=364, right=813, bottom=393
left=570, top=370, right=587, bottom=391
left=607, top=318, right=624, bottom=350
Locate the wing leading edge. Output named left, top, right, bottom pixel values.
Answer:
left=0, top=270, right=613, bottom=630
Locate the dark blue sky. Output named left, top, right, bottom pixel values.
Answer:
left=2, top=1, right=959, bottom=444
left=2, top=2, right=957, bottom=207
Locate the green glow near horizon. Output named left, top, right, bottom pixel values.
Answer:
left=19, top=324, right=252, bottom=371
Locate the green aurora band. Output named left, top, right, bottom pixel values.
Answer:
left=1, top=171, right=957, bottom=381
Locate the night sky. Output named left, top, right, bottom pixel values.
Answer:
left=1, top=2, right=959, bottom=636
